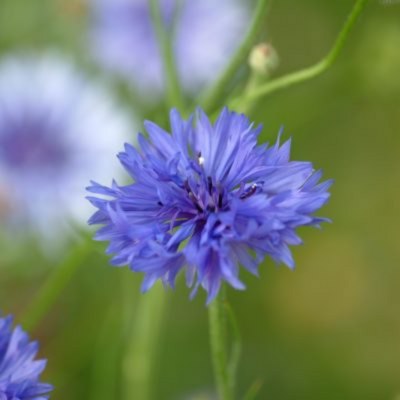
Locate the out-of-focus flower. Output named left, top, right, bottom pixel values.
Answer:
left=0, top=315, right=53, bottom=399
left=88, top=0, right=250, bottom=100
left=87, top=108, right=332, bottom=303
left=0, top=53, right=134, bottom=245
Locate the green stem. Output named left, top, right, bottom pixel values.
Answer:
left=225, top=302, right=241, bottom=395
left=90, top=303, right=122, bottom=400
left=22, top=238, right=92, bottom=332
left=230, top=0, right=369, bottom=109
left=209, top=290, right=233, bottom=400
left=149, top=0, right=184, bottom=111
left=240, top=71, right=270, bottom=115
left=243, top=379, right=264, bottom=400
left=200, top=0, right=270, bottom=113
left=123, top=283, right=166, bottom=400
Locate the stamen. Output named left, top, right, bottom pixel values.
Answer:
left=240, top=183, right=258, bottom=199
left=207, top=176, right=213, bottom=194
left=191, top=196, right=203, bottom=212
left=184, top=180, right=191, bottom=193
left=184, top=180, right=203, bottom=212
left=218, top=192, right=223, bottom=209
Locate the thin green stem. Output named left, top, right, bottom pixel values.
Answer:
left=22, top=238, right=92, bottom=332
left=123, top=283, right=166, bottom=400
left=225, top=302, right=241, bottom=395
left=240, top=71, right=271, bottom=115
left=209, top=290, right=232, bottom=400
left=243, top=379, right=264, bottom=400
left=89, top=303, right=121, bottom=400
left=199, top=0, right=270, bottom=113
left=230, top=0, right=369, bottom=109
left=149, top=0, right=185, bottom=111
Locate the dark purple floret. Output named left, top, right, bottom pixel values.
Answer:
left=87, top=108, right=332, bottom=303
left=0, top=315, right=53, bottom=399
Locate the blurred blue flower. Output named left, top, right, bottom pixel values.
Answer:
left=0, top=53, right=134, bottom=245
left=88, top=108, right=332, bottom=303
left=0, top=315, right=53, bottom=399
left=89, top=0, right=250, bottom=100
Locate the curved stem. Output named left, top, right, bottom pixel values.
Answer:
left=209, top=289, right=233, bottom=400
left=22, top=238, right=92, bottom=332
left=149, top=0, right=184, bottom=111
left=200, top=0, right=270, bottom=113
left=230, top=0, right=370, bottom=109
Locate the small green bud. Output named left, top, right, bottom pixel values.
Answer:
left=248, top=43, right=279, bottom=76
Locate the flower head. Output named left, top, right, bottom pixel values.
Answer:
left=89, top=0, right=250, bottom=100
left=0, top=52, right=134, bottom=245
left=88, top=108, right=332, bottom=303
left=0, top=315, right=53, bottom=399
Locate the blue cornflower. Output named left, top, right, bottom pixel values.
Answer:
left=0, top=52, right=134, bottom=246
left=88, top=108, right=332, bottom=303
left=0, top=315, right=53, bottom=399
left=88, top=0, right=250, bottom=101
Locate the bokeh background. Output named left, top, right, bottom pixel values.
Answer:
left=1, top=0, right=399, bottom=399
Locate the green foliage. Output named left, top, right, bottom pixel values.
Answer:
left=1, top=1, right=400, bottom=399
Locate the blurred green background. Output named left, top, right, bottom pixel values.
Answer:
left=1, top=0, right=399, bottom=399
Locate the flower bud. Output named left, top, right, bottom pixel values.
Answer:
left=248, top=42, right=279, bottom=76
